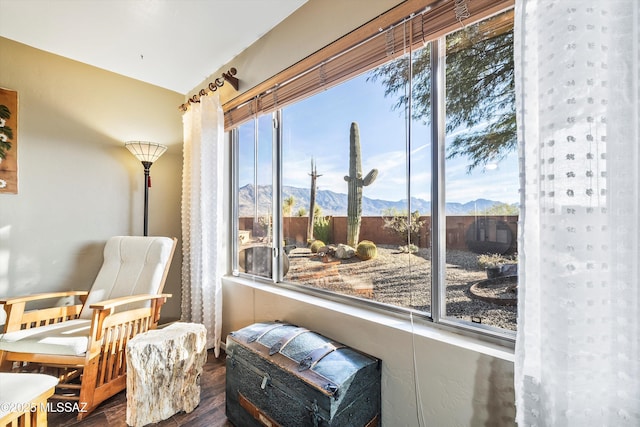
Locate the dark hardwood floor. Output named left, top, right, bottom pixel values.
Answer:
left=48, top=350, right=233, bottom=427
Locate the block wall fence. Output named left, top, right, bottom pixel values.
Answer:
left=239, top=216, right=519, bottom=254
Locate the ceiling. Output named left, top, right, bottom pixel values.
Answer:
left=0, top=0, right=308, bottom=94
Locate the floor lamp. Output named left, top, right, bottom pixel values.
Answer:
left=125, top=141, right=167, bottom=236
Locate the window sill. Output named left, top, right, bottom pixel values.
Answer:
left=223, top=275, right=515, bottom=363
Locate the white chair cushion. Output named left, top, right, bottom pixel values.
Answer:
left=0, top=373, right=59, bottom=418
left=79, top=236, right=175, bottom=319
left=0, top=319, right=90, bottom=356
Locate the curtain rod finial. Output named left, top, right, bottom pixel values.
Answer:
left=223, top=68, right=239, bottom=91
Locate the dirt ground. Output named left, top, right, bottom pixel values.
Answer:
left=285, top=245, right=517, bottom=331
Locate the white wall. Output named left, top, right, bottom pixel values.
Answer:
left=0, top=36, right=184, bottom=322
left=201, top=0, right=518, bottom=425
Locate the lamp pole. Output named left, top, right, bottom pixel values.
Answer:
left=142, top=161, right=152, bottom=236
left=125, top=141, right=167, bottom=237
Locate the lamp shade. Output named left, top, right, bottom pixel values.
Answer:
left=125, top=141, right=167, bottom=163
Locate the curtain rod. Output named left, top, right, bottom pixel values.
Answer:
left=178, top=68, right=239, bottom=112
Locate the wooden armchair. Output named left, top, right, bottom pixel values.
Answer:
left=0, top=236, right=177, bottom=420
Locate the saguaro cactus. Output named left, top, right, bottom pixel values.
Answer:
left=344, top=122, right=378, bottom=247
left=307, top=158, right=322, bottom=241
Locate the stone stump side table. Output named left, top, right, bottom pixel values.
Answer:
left=126, top=322, right=207, bottom=427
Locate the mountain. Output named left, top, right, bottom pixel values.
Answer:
left=238, top=184, right=510, bottom=217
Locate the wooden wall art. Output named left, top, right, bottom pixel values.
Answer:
left=0, top=87, right=18, bottom=194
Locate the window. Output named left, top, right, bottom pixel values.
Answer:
left=235, top=115, right=273, bottom=279
left=280, top=55, right=431, bottom=311
left=230, top=4, right=516, bottom=339
left=442, top=11, right=517, bottom=332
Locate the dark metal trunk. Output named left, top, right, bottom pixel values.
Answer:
left=226, top=322, right=381, bottom=427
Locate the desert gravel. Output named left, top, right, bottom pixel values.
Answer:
left=286, top=245, right=517, bottom=331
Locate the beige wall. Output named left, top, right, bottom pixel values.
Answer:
left=0, top=36, right=184, bottom=322
left=209, top=1, right=517, bottom=426
left=190, top=0, right=413, bottom=103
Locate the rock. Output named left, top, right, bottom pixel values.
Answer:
left=499, top=263, right=518, bottom=276
left=317, top=245, right=332, bottom=256
left=335, top=244, right=355, bottom=259
left=322, top=253, right=339, bottom=263
left=126, top=322, right=207, bottom=427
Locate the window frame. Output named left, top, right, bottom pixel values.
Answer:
left=228, top=1, right=517, bottom=347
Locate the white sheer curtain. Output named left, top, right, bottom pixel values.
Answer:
left=515, top=1, right=639, bottom=425
left=181, top=94, right=224, bottom=357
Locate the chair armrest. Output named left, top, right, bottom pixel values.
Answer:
left=88, top=293, right=172, bottom=311
left=87, top=294, right=173, bottom=349
left=1, top=291, right=89, bottom=333
left=0, top=291, right=88, bottom=305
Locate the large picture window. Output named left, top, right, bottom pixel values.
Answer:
left=230, top=5, right=516, bottom=339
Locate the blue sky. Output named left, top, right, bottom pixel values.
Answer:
left=239, top=68, right=519, bottom=205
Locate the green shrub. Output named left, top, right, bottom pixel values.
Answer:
left=477, top=253, right=517, bottom=269
left=399, top=244, right=419, bottom=254
left=356, top=240, right=378, bottom=260
left=310, top=240, right=325, bottom=253
left=313, top=215, right=331, bottom=244
left=382, top=208, right=425, bottom=244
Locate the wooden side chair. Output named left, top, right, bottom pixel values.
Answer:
left=0, top=236, right=177, bottom=420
